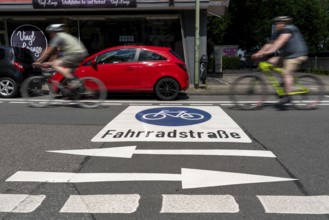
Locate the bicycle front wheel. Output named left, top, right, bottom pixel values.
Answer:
left=75, top=77, right=107, bottom=108
left=229, top=75, right=267, bottom=110
left=21, top=76, right=53, bottom=107
left=291, top=74, right=324, bottom=110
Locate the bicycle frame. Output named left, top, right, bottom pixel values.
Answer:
left=258, top=62, right=310, bottom=97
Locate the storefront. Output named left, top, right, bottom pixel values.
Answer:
left=0, top=0, right=229, bottom=82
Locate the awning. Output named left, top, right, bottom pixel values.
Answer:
left=208, top=0, right=230, bottom=17
left=0, top=0, right=229, bottom=13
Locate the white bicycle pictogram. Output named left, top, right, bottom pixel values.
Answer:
left=142, top=110, right=204, bottom=120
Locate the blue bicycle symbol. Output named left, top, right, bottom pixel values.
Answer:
left=142, top=110, right=204, bottom=120
left=136, top=107, right=211, bottom=126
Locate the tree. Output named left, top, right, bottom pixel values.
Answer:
left=209, top=0, right=329, bottom=52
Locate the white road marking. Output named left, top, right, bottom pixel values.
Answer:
left=60, top=194, right=140, bottom=213
left=161, top=195, right=239, bottom=213
left=1, top=98, right=329, bottom=106
left=0, top=194, right=45, bottom=213
left=257, top=195, right=329, bottom=214
left=6, top=169, right=295, bottom=189
left=47, top=146, right=276, bottom=158
left=92, top=106, right=252, bottom=143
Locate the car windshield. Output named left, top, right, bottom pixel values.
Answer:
left=14, top=48, right=35, bottom=63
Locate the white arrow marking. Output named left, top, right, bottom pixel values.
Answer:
left=47, top=146, right=276, bottom=158
left=6, top=169, right=295, bottom=189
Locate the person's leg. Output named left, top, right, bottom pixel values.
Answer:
left=267, top=56, right=280, bottom=66
left=51, top=58, right=74, bottom=79
left=283, top=56, right=307, bottom=94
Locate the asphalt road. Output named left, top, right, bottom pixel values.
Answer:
left=0, top=95, right=328, bottom=220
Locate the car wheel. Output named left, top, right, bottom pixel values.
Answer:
left=0, top=77, right=19, bottom=98
left=155, top=77, right=180, bottom=101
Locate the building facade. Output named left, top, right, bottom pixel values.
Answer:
left=0, top=0, right=229, bottom=82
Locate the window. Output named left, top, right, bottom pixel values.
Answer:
left=138, top=50, right=166, bottom=61
left=0, top=49, right=4, bottom=59
left=14, top=48, right=35, bottom=63
left=97, top=49, right=137, bottom=64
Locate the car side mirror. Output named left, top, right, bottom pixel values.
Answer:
left=91, top=59, right=97, bottom=70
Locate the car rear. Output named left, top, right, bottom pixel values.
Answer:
left=168, top=49, right=189, bottom=90
left=0, top=46, right=42, bottom=98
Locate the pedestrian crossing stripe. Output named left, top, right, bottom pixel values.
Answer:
left=1, top=194, right=328, bottom=214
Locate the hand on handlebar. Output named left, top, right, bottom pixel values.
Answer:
left=251, top=53, right=265, bottom=61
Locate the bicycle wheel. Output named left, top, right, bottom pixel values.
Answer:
left=75, top=77, right=107, bottom=108
left=291, top=74, right=324, bottom=110
left=229, top=75, right=268, bottom=110
left=21, top=76, right=53, bottom=107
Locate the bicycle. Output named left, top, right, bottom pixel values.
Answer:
left=142, top=110, right=204, bottom=120
left=21, top=67, right=107, bottom=108
left=229, top=61, right=324, bottom=110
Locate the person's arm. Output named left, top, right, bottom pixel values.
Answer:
left=252, top=43, right=272, bottom=59
left=34, top=46, right=56, bottom=63
left=263, top=33, right=292, bottom=54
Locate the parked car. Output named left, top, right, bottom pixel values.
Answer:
left=0, top=46, right=42, bottom=98
left=52, top=45, right=189, bottom=100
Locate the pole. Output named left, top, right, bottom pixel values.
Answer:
left=194, top=0, right=200, bottom=89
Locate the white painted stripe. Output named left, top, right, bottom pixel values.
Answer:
left=135, top=149, right=276, bottom=158
left=159, top=103, right=183, bottom=106
left=190, top=104, right=213, bottom=106
left=9, top=102, right=27, bottom=104
left=60, top=194, right=140, bottom=213
left=48, top=147, right=276, bottom=158
left=102, top=103, right=122, bottom=106
left=257, top=195, right=329, bottom=214
left=7, top=169, right=295, bottom=189
left=6, top=171, right=181, bottom=183
left=129, top=103, right=152, bottom=106
left=0, top=194, right=45, bottom=213
left=161, top=195, right=239, bottom=213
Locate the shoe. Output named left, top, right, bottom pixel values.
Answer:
left=68, top=79, right=81, bottom=89
left=278, top=96, right=292, bottom=105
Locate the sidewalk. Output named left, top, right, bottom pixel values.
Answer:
left=186, top=69, right=329, bottom=95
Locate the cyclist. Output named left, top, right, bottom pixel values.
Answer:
left=252, top=16, right=308, bottom=104
left=33, top=24, right=88, bottom=88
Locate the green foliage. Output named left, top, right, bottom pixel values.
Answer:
left=207, top=16, right=230, bottom=55
left=208, top=0, right=329, bottom=52
left=222, top=56, right=241, bottom=69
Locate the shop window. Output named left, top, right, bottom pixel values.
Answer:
left=138, top=50, right=166, bottom=61
left=0, top=49, right=4, bottom=59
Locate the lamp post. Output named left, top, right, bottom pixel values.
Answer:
left=194, top=0, right=200, bottom=89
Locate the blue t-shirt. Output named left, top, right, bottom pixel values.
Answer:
left=271, top=24, right=308, bottom=58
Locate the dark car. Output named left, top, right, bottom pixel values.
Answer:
left=0, top=46, right=42, bottom=98
left=52, top=45, right=189, bottom=100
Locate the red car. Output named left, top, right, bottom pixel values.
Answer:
left=52, top=45, right=189, bottom=100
